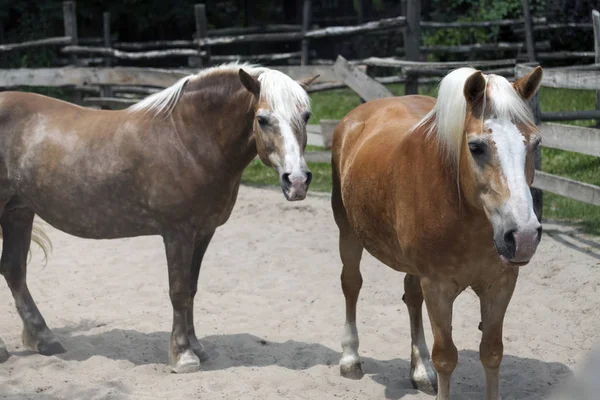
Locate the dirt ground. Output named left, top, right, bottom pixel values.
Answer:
left=1, top=185, right=599, bottom=400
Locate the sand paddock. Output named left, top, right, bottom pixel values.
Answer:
left=1, top=185, right=599, bottom=399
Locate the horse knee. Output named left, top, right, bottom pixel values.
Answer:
left=480, top=340, right=503, bottom=370
left=432, top=343, right=458, bottom=375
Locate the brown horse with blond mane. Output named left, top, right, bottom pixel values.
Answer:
left=0, top=62, right=317, bottom=372
left=332, top=66, right=543, bottom=400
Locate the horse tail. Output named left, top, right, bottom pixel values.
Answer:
left=30, top=222, right=52, bottom=265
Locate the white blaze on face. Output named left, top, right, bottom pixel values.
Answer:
left=487, top=118, right=536, bottom=227
left=276, top=113, right=306, bottom=178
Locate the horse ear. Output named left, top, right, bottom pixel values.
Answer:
left=297, top=75, right=320, bottom=90
left=463, top=71, right=486, bottom=106
left=513, top=66, right=543, bottom=100
left=239, top=69, right=260, bottom=98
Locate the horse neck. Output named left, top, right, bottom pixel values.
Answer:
left=172, top=85, right=257, bottom=174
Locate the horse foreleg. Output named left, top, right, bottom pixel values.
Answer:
left=420, top=277, right=460, bottom=400
left=163, top=228, right=199, bottom=374
left=187, top=231, right=214, bottom=360
left=403, top=274, right=437, bottom=394
left=476, top=267, right=518, bottom=400
left=0, top=208, right=65, bottom=356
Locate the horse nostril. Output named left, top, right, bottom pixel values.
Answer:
left=282, top=173, right=291, bottom=186
left=503, top=229, right=516, bottom=257
left=305, top=171, right=313, bottom=185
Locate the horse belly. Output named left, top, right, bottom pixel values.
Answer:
left=341, top=165, right=421, bottom=277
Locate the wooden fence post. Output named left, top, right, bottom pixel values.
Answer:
left=101, top=12, right=113, bottom=100
left=195, top=4, right=210, bottom=68
left=301, top=0, right=312, bottom=66
left=404, top=0, right=421, bottom=95
left=592, top=9, right=600, bottom=128
left=521, top=0, right=537, bottom=62
left=63, top=1, right=80, bottom=102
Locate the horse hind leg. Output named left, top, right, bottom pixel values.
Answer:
left=332, top=171, right=365, bottom=379
left=0, top=207, right=65, bottom=356
left=187, top=231, right=215, bottom=361
left=403, top=274, right=437, bottom=394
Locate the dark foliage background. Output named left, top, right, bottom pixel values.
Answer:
left=0, top=0, right=597, bottom=68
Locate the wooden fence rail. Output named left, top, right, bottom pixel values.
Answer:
left=0, top=36, right=72, bottom=52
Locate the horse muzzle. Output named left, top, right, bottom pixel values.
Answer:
left=280, top=170, right=312, bottom=201
left=494, top=224, right=542, bottom=266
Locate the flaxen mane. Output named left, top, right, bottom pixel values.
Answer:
left=411, top=67, right=534, bottom=166
left=128, top=62, right=310, bottom=124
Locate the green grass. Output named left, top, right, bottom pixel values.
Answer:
left=242, top=84, right=600, bottom=235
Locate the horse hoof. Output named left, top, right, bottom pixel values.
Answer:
left=411, top=363, right=438, bottom=395
left=37, top=340, right=67, bottom=356
left=22, top=329, right=66, bottom=356
left=171, top=349, right=201, bottom=374
left=340, top=362, right=364, bottom=380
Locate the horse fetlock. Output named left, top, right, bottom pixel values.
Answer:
left=22, top=327, right=65, bottom=356
left=170, top=348, right=201, bottom=374
left=188, top=335, right=207, bottom=361
left=411, top=357, right=438, bottom=394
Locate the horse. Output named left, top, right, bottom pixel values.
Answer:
left=0, top=62, right=318, bottom=373
left=331, top=66, right=543, bottom=400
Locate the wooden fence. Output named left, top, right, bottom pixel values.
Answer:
left=0, top=1, right=594, bottom=69
left=304, top=57, right=600, bottom=210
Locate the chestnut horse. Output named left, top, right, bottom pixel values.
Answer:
left=0, top=63, right=317, bottom=372
left=332, top=66, right=543, bottom=399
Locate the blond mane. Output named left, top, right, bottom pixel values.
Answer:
left=128, top=62, right=310, bottom=120
left=411, top=67, right=534, bottom=166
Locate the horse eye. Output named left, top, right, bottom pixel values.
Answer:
left=468, top=142, right=486, bottom=156
left=257, top=115, right=269, bottom=127
left=302, top=112, right=311, bottom=123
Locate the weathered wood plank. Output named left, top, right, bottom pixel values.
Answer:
left=301, top=0, right=312, bottom=65
left=539, top=123, right=600, bottom=157
left=421, top=17, right=546, bottom=29
left=62, top=46, right=205, bottom=60
left=0, top=36, right=71, bottom=52
left=271, top=65, right=342, bottom=82
left=115, top=40, right=194, bottom=50
left=541, top=110, right=600, bottom=122
left=304, top=151, right=331, bottom=163
left=0, top=67, right=190, bottom=88
left=333, top=55, right=392, bottom=102
left=533, top=171, right=600, bottom=206
left=516, top=64, right=600, bottom=90
left=423, top=40, right=549, bottom=54
left=521, top=0, right=537, bottom=62
left=363, top=57, right=516, bottom=69
left=319, top=120, right=338, bottom=149
left=196, top=16, right=406, bottom=46
left=210, top=51, right=302, bottom=62
left=537, top=51, right=595, bottom=60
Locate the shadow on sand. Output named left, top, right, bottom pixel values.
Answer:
left=1, top=321, right=569, bottom=399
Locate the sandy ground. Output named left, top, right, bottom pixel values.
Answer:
left=1, top=185, right=599, bottom=400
